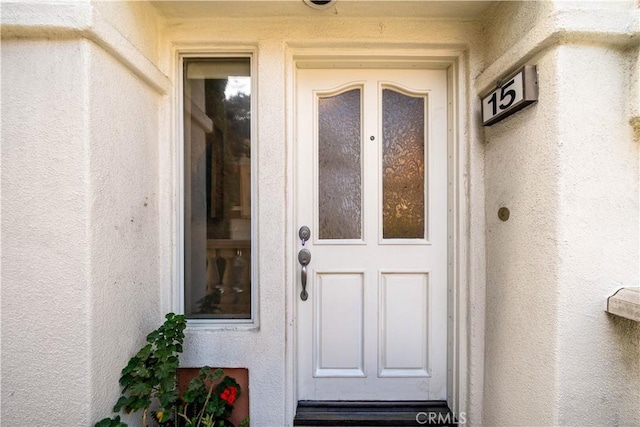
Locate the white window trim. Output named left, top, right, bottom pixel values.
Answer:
left=176, top=49, right=259, bottom=328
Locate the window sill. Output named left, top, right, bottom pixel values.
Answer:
left=186, top=319, right=258, bottom=331
left=607, top=287, right=640, bottom=322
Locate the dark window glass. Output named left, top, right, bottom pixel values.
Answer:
left=183, top=58, right=252, bottom=319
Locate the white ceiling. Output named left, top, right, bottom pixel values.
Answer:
left=151, top=0, right=497, bottom=20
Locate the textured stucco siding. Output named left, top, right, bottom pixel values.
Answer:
left=481, top=1, right=555, bottom=68
left=483, top=47, right=561, bottom=426
left=481, top=2, right=640, bottom=425
left=92, top=0, right=160, bottom=64
left=1, top=39, right=92, bottom=426
left=555, top=44, right=639, bottom=426
left=87, top=40, right=162, bottom=423
left=1, top=2, right=164, bottom=425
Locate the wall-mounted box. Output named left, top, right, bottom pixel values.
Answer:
left=606, top=287, right=640, bottom=322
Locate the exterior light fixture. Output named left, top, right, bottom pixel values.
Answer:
left=303, top=0, right=337, bottom=10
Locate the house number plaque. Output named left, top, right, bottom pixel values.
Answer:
left=482, top=65, right=538, bottom=126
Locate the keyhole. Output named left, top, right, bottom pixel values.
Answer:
left=370, top=136, right=375, bottom=141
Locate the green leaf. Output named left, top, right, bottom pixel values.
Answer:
left=158, top=388, right=179, bottom=408
left=136, top=344, right=153, bottom=359
left=114, top=396, right=132, bottom=412
left=133, top=365, right=150, bottom=378
left=120, top=357, right=142, bottom=377
left=95, top=415, right=128, bottom=427
left=183, top=379, right=207, bottom=404
left=146, top=330, right=160, bottom=343
left=129, top=395, right=151, bottom=412
left=119, top=375, right=134, bottom=390
left=201, top=367, right=223, bottom=382
left=159, top=377, right=176, bottom=394
left=215, top=404, right=226, bottom=417
left=129, top=381, right=152, bottom=397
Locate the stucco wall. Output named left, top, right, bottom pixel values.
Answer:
left=87, top=38, right=162, bottom=423
left=555, top=44, right=639, bottom=426
left=483, top=46, right=561, bottom=426
left=1, top=39, right=93, bottom=426
left=92, top=0, right=160, bottom=64
left=1, top=2, right=165, bottom=425
left=481, top=1, right=554, bottom=68
left=86, top=2, right=167, bottom=421
left=481, top=2, right=640, bottom=425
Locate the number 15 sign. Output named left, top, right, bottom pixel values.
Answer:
left=482, top=65, right=538, bottom=126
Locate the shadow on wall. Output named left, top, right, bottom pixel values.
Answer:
left=606, top=314, right=640, bottom=369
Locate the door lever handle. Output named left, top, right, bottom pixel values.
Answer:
left=300, top=265, right=308, bottom=301
left=298, top=248, right=311, bottom=301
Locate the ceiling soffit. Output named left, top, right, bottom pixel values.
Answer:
left=151, top=1, right=496, bottom=20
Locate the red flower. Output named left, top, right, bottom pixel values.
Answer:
left=220, top=386, right=238, bottom=405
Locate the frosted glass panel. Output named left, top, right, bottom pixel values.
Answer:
left=382, top=89, right=425, bottom=239
left=318, top=89, right=362, bottom=240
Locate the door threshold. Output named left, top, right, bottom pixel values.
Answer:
left=294, top=400, right=456, bottom=426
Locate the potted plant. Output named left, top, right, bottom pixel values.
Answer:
left=96, top=313, right=186, bottom=427
left=95, top=313, right=248, bottom=427
left=176, top=367, right=249, bottom=427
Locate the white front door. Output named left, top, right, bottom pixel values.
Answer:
left=295, top=66, right=449, bottom=401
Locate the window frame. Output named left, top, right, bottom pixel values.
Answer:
left=177, top=50, right=259, bottom=327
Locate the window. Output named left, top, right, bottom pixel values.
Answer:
left=182, top=57, right=253, bottom=321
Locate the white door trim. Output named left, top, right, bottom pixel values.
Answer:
left=284, top=47, right=469, bottom=424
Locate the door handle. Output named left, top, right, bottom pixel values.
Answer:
left=298, top=248, right=311, bottom=301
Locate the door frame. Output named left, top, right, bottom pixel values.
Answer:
left=284, top=46, right=469, bottom=423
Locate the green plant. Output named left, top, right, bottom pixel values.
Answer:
left=177, top=367, right=249, bottom=427
left=95, top=313, right=187, bottom=427
left=95, top=415, right=127, bottom=427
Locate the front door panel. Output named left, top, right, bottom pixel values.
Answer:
left=296, top=67, right=448, bottom=401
